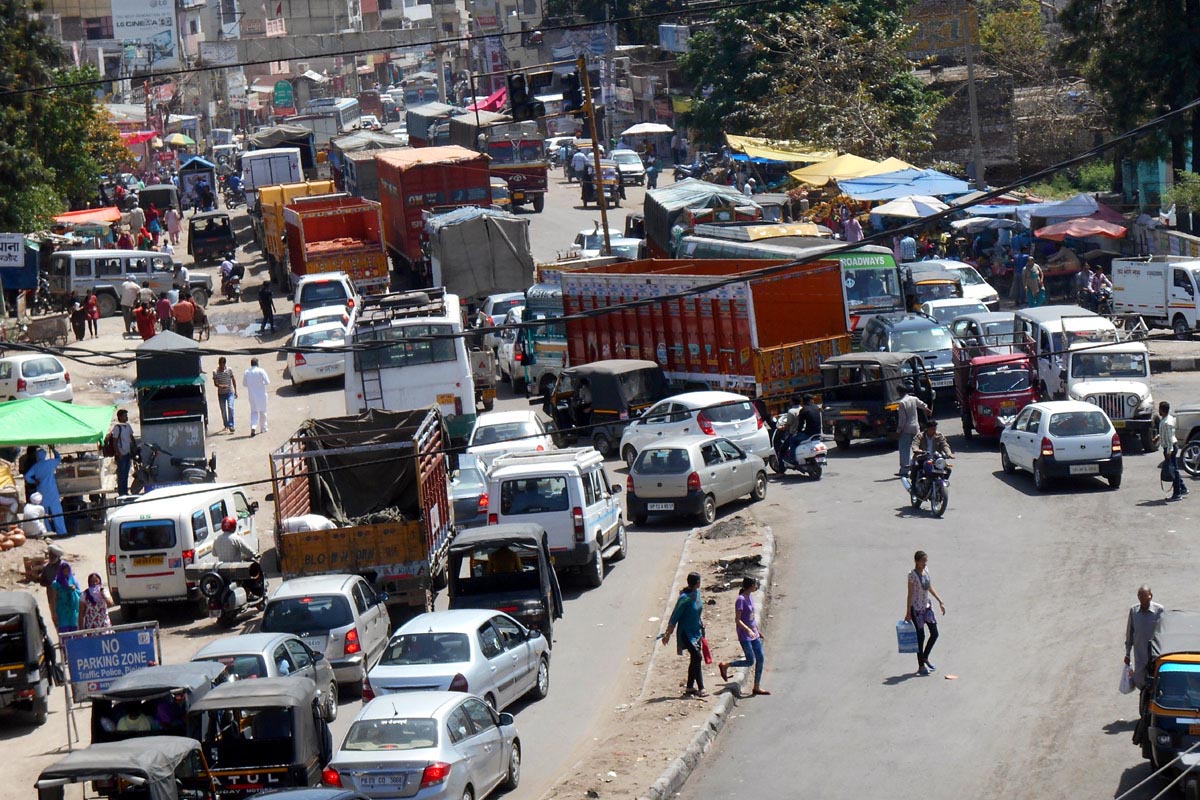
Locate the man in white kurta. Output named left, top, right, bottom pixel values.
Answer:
left=243, top=358, right=271, bottom=436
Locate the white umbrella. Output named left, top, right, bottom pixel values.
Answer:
left=621, top=122, right=674, bottom=136
left=870, top=195, right=949, bottom=219
left=950, top=216, right=1020, bottom=233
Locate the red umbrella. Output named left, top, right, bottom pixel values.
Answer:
left=1034, top=217, right=1127, bottom=241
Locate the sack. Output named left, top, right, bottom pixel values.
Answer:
left=896, top=620, right=918, bottom=654
left=700, top=637, right=713, bottom=665
left=101, top=432, right=116, bottom=458
left=1161, top=459, right=1175, bottom=483
left=1119, top=664, right=1136, bottom=694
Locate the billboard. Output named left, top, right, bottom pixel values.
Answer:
left=0, top=234, right=24, bottom=268
left=60, top=623, right=160, bottom=702
left=112, top=0, right=179, bottom=69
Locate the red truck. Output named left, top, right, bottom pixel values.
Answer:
left=448, top=112, right=548, bottom=212
left=283, top=194, right=390, bottom=293
left=375, top=145, right=491, bottom=286
left=559, top=258, right=851, bottom=411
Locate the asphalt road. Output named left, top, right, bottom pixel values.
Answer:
left=684, top=370, right=1200, bottom=800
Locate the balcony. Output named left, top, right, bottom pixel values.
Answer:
left=242, top=16, right=287, bottom=36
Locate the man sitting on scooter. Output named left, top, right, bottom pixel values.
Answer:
left=1086, top=264, right=1113, bottom=311
left=910, top=419, right=954, bottom=484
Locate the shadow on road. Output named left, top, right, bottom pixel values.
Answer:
left=989, top=470, right=1119, bottom=498
left=882, top=672, right=922, bottom=685
left=1114, top=763, right=1164, bottom=799
left=1103, top=718, right=1137, bottom=735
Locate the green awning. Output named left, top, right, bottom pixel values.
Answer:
left=134, top=375, right=206, bottom=388
left=0, top=398, right=115, bottom=446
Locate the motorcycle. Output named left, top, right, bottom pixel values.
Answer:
left=186, top=552, right=267, bottom=627
left=221, top=254, right=244, bottom=302
left=902, top=451, right=952, bottom=517
left=673, top=153, right=718, bottom=181
left=31, top=271, right=53, bottom=314
left=1079, top=285, right=1113, bottom=315
left=769, top=413, right=827, bottom=479
left=222, top=181, right=245, bottom=209
left=130, top=442, right=217, bottom=493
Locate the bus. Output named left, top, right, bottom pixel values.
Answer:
left=302, top=97, right=361, bottom=132
left=344, top=287, right=477, bottom=444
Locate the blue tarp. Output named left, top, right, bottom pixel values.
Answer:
left=730, top=153, right=788, bottom=165
left=177, top=155, right=216, bottom=172
left=837, top=168, right=970, bottom=201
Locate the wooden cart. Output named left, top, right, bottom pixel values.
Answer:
left=20, top=313, right=69, bottom=347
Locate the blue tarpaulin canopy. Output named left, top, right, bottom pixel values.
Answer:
left=837, top=168, right=970, bottom=201
left=178, top=155, right=216, bottom=172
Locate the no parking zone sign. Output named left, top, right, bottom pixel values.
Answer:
left=60, top=623, right=160, bottom=702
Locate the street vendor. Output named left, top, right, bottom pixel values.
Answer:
left=25, top=448, right=66, bottom=537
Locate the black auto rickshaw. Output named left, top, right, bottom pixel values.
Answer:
left=820, top=352, right=935, bottom=449
left=581, top=159, right=623, bottom=208
left=139, top=185, right=180, bottom=216
left=0, top=591, right=57, bottom=725
left=187, top=677, right=332, bottom=799
left=35, top=735, right=216, bottom=800
left=1134, top=610, right=1200, bottom=798
left=447, top=523, right=564, bottom=646
left=92, top=662, right=227, bottom=744
left=187, top=212, right=236, bottom=264
left=540, top=359, right=671, bottom=457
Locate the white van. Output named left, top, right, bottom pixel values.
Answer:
left=486, top=448, right=626, bottom=588
left=1012, top=305, right=1118, bottom=398
left=106, top=484, right=260, bottom=614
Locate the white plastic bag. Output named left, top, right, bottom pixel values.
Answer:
left=1119, top=664, right=1135, bottom=695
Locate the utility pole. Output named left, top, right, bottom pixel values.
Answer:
left=578, top=54, right=611, bottom=255
left=962, top=3, right=986, bottom=190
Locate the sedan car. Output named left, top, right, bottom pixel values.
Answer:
left=450, top=455, right=489, bottom=529
left=466, top=410, right=554, bottom=469
left=363, top=609, right=550, bottom=713
left=610, top=148, right=646, bottom=186
left=619, top=391, right=770, bottom=467
left=626, top=435, right=768, bottom=525
left=919, top=298, right=990, bottom=326
left=190, top=632, right=340, bottom=720
left=288, top=321, right=347, bottom=387
left=0, top=354, right=73, bottom=402
left=1000, top=400, right=1122, bottom=491
left=323, top=691, right=521, bottom=800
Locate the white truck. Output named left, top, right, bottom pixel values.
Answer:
left=1064, top=341, right=1156, bottom=451
left=1112, top=255, right=1200, bottom=338
left=240, top=147, right=302, bottom=211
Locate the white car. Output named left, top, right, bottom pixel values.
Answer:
left=610, top=149, right=646, bottom=186
left=287, top=320, right=347, bottom=386
left=467, top=410, right=554, bottom=468
left=572, top=227, right=624, bottom=258
left=475, top=293, right=525, bottom=351
left=619, top=391, right=771, bottom=467
left=546, top=135, right=577, bottom=160
left=497, top=309, right=524, bottom=392
left=999, top=400, right=1123, bottom=491
left=0, top=354, right=73, bottom=402
left=296, top=304, right=351, bottom=329
left=292, top=272, right=358, bottom=328
left=918, top=259, right=1000, bottom=310
left=919, top=298, right=990, bottom=326
left=358, top=114, right=382, bottom=130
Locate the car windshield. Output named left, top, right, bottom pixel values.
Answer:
left=450, top=466, right=486, bottom=497
left=195, top=654, right=268, bottom=680
left=703, top=399, right=755, bottom=423
left=1070, top=352, right=1148, bottom=379
left=379, top=632, right=471, bottom=666
left=610, top=243, right=641, bottom=258
left=300, top=310, right=345, bottom=327
left=1047, top=410, right=1111, bottom=437
left=490, top=298, right=523, bottom=315
left=915, top=282, right=959, bottom=301
left=950, top=267, right=987, bottom=286
left=613, top=152, right=641, bottom=165
left=299, top=282, right=350, bottom=305
left=1154, top=664, right=1200, bottom=711
left=891, top=327, right=952, bottom=353
left=119, top=520, right=177, bottom=551
left=471, top=420, right=538, bottom=446
left=975, top=366, right=1032, bottom=394
left=579, top=233, right=616, bottom=250
left=262, top=595, right=353, bottom=634
left=927, top=303, right=987, bottom=324
left=295, top=328, right=344, bottom=347
left=343, top=717, right=439, bottom=751
left=635, top=448, right=691, bottom=474
left=500, top=477, right=569, bottom=515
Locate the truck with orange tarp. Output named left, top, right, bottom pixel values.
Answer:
left=283, top=194, right=390, bottom=293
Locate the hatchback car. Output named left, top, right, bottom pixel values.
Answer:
left=860, top=313, right=956, bottom=389
left=919, top=298, right=990, bottom=326
left=626, top=435, right=768, bottom=525
left=610, top=149, right=646, bottom=186
left=917, top=259, right=1000, bottom=309
left=323, top=691, right=521, bottom=800
left=619, top=391, right=769, bottom=467
left=999, top=400, right=1122, bottom=490
left=0, top=354, right=73, bottom=402
left=297, top=305, right=352, bottom=329
left=467, top=410, right=554, bottom=469
left=474, top=293, right=525, bottom=350
left=363, top=609, right=550, bottom=713
left=288, top=321, right=347, bottom=387
left=191, top=632, right=340, bottom=720
left=450, top=455, right=489, bottom=529
left=292, top=273, right=357, bottom=327
left=261, top=575, right=390, bottom=690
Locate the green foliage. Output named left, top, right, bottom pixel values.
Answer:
left=1025, top=159, right=1114, bottom=199
left=978, top=0, right=1049, bottom=84
left=1165, top=171, right=1200, bottom=210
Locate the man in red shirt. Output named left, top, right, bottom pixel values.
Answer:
left=172, top=295, right=196, bottom=339
left=133, top=303, right=158, bottom=340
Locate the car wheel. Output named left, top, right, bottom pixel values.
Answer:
left=529, top=656, right=550, bottom=700
left=1109, top=473, right=1122, bottom=489
left=750, top=471, right=767, bottom=501
left=324, top=680, right=338, bottom=721
left=1175, top=314, right=1192, bottom=340
left=835, top=434, right=851, bottom=449
left=190, top=288, right=209, bottom=307
left=96, top=293, right=118, bottom=318
left=584, top=546, right=604, bottom=588
left=1033, top=459, right=1050, bottom=492
left=461, top=788, right=474, bottom=800
left=502, top=740, right=522, bottom=791
left=1182, top=439, right=1200, bottom=477
left=1001, top=446, right=1016, bottom=475
left=698, top=494, right=717, bottom=525
left=622, top=444, right=638, bottom=468
left=592, top=433, right=612, bottom=457
left=610, top=520, right=628, bottom=561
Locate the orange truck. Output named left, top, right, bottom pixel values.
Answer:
left=283, top=194, right=390, bottom=293
left=254, top=180, right=337, bottom=287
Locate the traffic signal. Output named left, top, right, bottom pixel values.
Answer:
left=507, top=72, right=532, bottom=121
left=562, top=71, right=584, bottom=114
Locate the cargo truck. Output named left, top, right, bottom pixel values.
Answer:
left=270, top=407, right=454, bottom=611
left=560, top=257, right=852, bottom=412
left=344, top=150, right=383, bottom=201
left=283, top=195, right=390, bottom=293
left=253, top=180, right=337, bottom=287
left=448, top=112, right=548, bottom=212
left=240, top=148, right=302, bottom=212
left=405, top=102, right=458, bottom=147
left=425, top=206, right=534, bottom=303
left=1112, top=255, right=1200, bottom=338
left=642, top=179, right=760, bottom=257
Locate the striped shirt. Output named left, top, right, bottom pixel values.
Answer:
left=212, top=368, right=235, bottom=396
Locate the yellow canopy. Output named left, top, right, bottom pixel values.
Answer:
left=724, top=134, right=836, bottom=164
left=877, top=157, right=915, bottom=172
left=789, top=153, right=896, bottom=185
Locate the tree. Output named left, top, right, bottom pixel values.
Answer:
left=677, top=1, right=944, bottom=159
left=38, top=65, right=128, bottom=209
left=978, top=0, right=1049, bottom=85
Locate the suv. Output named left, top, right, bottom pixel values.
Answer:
left=486, top=448, right=626, bottom=588
left=261, top=574, right=390, bottom=689
left=1064, top=341, right=1156, bottom=451
left=861, top=313, right=955, bottom=389
left=292, top=273, right=358, bottom=328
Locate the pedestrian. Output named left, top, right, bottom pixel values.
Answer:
left=21, top=492, right=47, bottom=539
left=899, top=233, right=917, bottom=262
left=108, top=409, right=137, bottom=497
left=1160, top=401, right=1188, bottom=500
left=80, top=572, right=114, bottom=630
left=128, top=203, right=145, bottom=234
left=905, top=550, right=946, bottom=676
left=68, top=296, right=87, bottom=342
left=136, top=226, right=154, bottom=251
left=120, top=277, right=140, bottom=334
left=173, top=262, right=190, bottom=293
left=646, top=154, right=660, bottom=189
left=1011, top=246, right=1030, bottom=306
left=1024, top=259, right=1046, bottom=307
left=243, top=357, right=270, bottom=437
left=1125, top=585, right=1165, bottom=690
left=258, top=282, right=276, bottom=333
left=137, top=281, right=155, bottom=307
left=24, top=447, right=66, bottom=537
left=164, top=206, right=181, bottom=246
left=212, top=356, right=238, bottom=433
left=116, top=227, right=134, bottom=250
left=896, top=384, right=930, bottom=476
left=155, top=292, right=173, bottom=332
left=145, top=202, right=161, bottom=244
left=660, top=571, right=708, bottom=697
left=844, top=213, right=864, bottom=243
left=40, top=543, right=63, bottom=624
left=134, top=303, right=158, bottom=341
left=718, top=576, right=770, bottom=696
left=53, top=562, right=82, bottom=634
left=171, top=292, right=196, bottom=339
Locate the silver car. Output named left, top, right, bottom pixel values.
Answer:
left=261, top=575, right=391, bottom=690
left=325, top=691, right=521, bottom=800
left=626, top=435, right=768, bottom=525
left=364, top=609, right=550, bottom=713
left=190, top=632, right=341, bottom=721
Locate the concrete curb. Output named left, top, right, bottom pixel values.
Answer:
left=1151, top=356, right=1200, bottom=374
left=639, top=523, right=777, bottom=800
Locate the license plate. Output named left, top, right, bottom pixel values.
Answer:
left=647, top=502, right=674, bottom=511
left=436, top=393, right=455, bottom=405
left=1000, top=402, right=1016, bottom=411
left=513, top=192, right=525, bottom=200
left=305, top=637, right=328, bottom=652
left=1113, top=420, right=1126, bottom=429
left=360, top=775, right=408, bottom=788
left=1069, top=463, right=1099, bottom=475
left=317, top=363, right=339, bottom=374
left=483, top=388, right=496, bottom=400
left=132, top=556, right=163, bottom=567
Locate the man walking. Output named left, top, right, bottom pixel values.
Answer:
left=243, top=358, right=270, bottom=437
left=212, top=357, right=238, bottom=433
left=171, top=292, right=196, bottom=339
left=896, top=384, right=930, bottom=476
left=120, top=278, right=140, bottom=334
left=1160, top=401, right=1188, bottom=500
left=109, top=409, right=137, bottom=497
left=1126, top=585, right=1164, bottom=689
left=258, top=282, right=276, bottom=333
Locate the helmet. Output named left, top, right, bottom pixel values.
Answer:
left=221, top=516, right=237, bottom=533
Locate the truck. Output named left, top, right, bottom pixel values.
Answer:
left=642, top=178, right=761, bottom=257
left=1112, top=255, right=1200, bottom=338
left=375, top=145, right=491, bottom=288
left=240, top=148, right=302, bottom=212
left=253, top=180, right=337, bottom=287
left=559, top=257, right=853, bottom=412
left=283, top=113, right=342, bottom=148
left=425, top=206, right=534, bottom=304
left=244, top=124, right=318, bottom=179
left=283, top=195, right=390, bottom=294
left=269, top=407, right=455, bottom=611
left=405, top=102, right=458, bottom=147
left=343, top=150, right=383, bottom=200
left=448, top=112, right=548, bottom=212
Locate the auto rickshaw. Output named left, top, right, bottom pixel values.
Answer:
left=539, top=359, right=671, bottom=457
left=490, top=177, right=512, bottom=212
left=953, top=353, right=1039, bottom=438
left=187, top=212, right=236, bottom=264
left=1133, top=610, right=1200, bottom=799
left=187, top=677, right=332, bottom=799
left=35, top=735, right=216, bottom=800
left=820, top=352, right=936, bottom=449
left=139, top=185, right=180, bottom=216
left=0, top=591, right=57, bottom=725
left=905, top=268, right=964, bottom=311
left=92, top=662, right=227, bottom=744
left=581, top=159, right=623, bottom=208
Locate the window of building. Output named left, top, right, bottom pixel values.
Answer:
left=84, top=16, right=113, bottom=40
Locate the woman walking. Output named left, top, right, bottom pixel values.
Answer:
left=164, top=206, right=181, bottom=246
left=68, top=296, right=87, bottom=342
left=85, top=290, right=100, bottom=338
left=80, top=572, right=114, bottom=630
left=718, top=576, right=770, bottom=695
left=53, top=562, right=82, bottom=634
left=905, top=550, right=946, bottom=676
left=660, top=571, right=707, bottom=697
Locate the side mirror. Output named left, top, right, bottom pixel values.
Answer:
left=249, top=501, right=259, bottom=514
left=498, top=712, right=515, bottom=727
left=525, top=626, right=542, bottom=640
left=611, top=484, right=623, bottom=493
left=264, top=493, right=275, bottom=502
left=377, top=592, right=389, bottom=604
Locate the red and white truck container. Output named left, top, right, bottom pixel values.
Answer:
left=283, top=194, right=390, bottom=293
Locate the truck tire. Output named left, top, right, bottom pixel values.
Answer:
left=533, top=194, right=545, bottom=213
left=1175, top=314, right=1192, bottom=340
left=592, top=433, right=612, bottom=457
left=190, top=287, right=209, bottom=307
left=96, top=292, right=118, bottom=318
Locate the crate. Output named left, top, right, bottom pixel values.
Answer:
left=23, top=555, right=46, bottom=584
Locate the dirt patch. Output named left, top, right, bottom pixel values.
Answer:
left=0, top=539, right=84, bottom=592
left=542, top=513, right=769, bottom=800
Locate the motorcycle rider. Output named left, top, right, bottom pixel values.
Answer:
left=1087, top=264, right=1113, bottom=311
left=798, top=394, right=822, bottom=440
left=909, top=419, right=954, bottom=485
left=212, top=516, right=259, bottom=563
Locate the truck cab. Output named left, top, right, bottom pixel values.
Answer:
left=1013, top=305, right=1118, bottom=398
left=1064, top=341, right=1156, bottom=451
